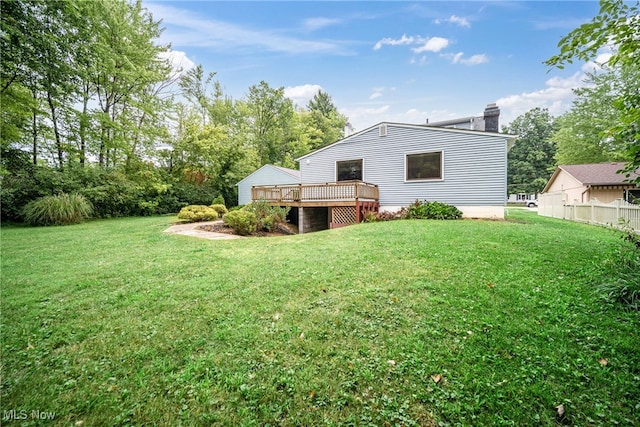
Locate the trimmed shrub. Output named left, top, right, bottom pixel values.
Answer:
left=22, top=193, right=93, bottom=226
left=243, top=200, right=290, bottom=231
left=223, top=210, right=257, bottom=236
left=177, top=205, right=219, bottom=222
left=406, top=200, right=462, bottom=220
left=210, top=204, right=228, bottom=216
left=212, top=195, right=226, bottom=206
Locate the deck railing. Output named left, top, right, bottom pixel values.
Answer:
left=251, top=181, right=379, bottom=203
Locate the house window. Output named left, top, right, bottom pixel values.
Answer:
left=406, top=152, right=442, bottom=181
left=337, top=159, right=363, bottom=181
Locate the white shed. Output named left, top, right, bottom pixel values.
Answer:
left=236, top=164, right=301, bottom=205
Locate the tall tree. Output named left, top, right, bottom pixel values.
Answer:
left=306, top=90, right=348, bottom=150
left=504, top=108, right=557, bottom=195
left=246, top=81, right=295, bottom=165
left=553, top=67, right=636, bottom=165
left=546, top=0, right=640, bottom=183
left=91, top=0, right=170, bottom=167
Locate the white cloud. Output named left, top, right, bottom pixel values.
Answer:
left=435, top=15, right=471, bottom=27
left=146, top=3, right=351, bottom=55
left=370, top=92, right=383, bottom=100
left=303, top=17, right=342, bottom=31
left=158, top=50, right=196, bottom=77
left=411, top=37, right=449, bottom=53
left=284, top=84, right=323, bottom=107
left=582, top=52, right=613, bottom=72
left=373, top=34, right=415, bottom=50
left=442, top=52, right=489, bottom=65
left=496, top=71, right=587, bottom=126
left=339, top=105, right=391, bottom=130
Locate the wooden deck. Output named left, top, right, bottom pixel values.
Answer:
left=251, top=181, right=379, bottom=231
left=251, top=181, right=379, bottom=207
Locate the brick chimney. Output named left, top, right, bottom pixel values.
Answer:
left=483, top=103, right=500, bottom=132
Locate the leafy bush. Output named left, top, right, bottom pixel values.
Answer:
left=406, top=200, right=462, bottom=220
left=22, top=193, right=93, bottom=226
left=177, top=205, right=219, bottom=222
left=212, top=195, right=226, bottom=206
left=223, top=210, right=257, bottom=236
left=243, top=200, right=290, bottom=231
left=210, top=204, right=228, bottom=216
left=362, top=209, right=406, bottom=222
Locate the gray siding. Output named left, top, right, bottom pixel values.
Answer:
left=237, top=165, right=300, bottom=205
left=300, top=124, right=508, bottom=207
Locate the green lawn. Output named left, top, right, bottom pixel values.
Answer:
left=2, top=211, right=639, bottom=426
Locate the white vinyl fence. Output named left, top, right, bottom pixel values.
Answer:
left=539, top=192, right=640, bottom=232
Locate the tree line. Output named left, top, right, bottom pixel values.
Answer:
left=1, top=0, right=348, bottom=221
left=2, top=0, right=638, bottom=222
left=507, top=0, right=639, bottom=196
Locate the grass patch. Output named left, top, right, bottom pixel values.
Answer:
left=2, top=211, right=639, bottom=425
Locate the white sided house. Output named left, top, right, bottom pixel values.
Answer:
left=236, top=164, right=300, bottom=205
left=298, top=122, right=514, bottom=220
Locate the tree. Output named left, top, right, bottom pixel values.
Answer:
left=246, top=81, right=295, bottom=165
left=553, top=67, right=637, bottom=165
left=504, top=108, right=557, bottom=195
left=306, top=90, right=348, bottom=150
left=546, top=0, right=640, bottom=183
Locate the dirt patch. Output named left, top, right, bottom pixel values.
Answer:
left=196, top=222, right=298, bottom=237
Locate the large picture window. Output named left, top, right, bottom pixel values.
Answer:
left=406, top=152, right=442, bottom=181
left=337, top=159, right=363, bottom=181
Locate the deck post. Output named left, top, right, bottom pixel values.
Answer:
left=298, top=206, right=305, bottom=234
left=356, top=199, right=360, bottom=223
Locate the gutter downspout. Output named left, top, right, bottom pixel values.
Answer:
left=581, top=185, right=591, bottom=203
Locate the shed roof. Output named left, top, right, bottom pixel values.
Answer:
left=543, top=162, right=639, bottom=192
left=236, top=164, right=300, bottom=186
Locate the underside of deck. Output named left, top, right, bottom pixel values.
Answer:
left=251, top=181, right=380, bottom=233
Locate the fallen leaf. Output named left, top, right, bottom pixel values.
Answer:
left=392, top=296, right=398, bottom=302
left=487, top=282, right=495, bottom=289
left=431, top=374, right=442, bottom=384
left=299, top=333, right=305, bottom=340
left=387, top=359, right=396, bottom=367
left=555, top=404, right=565, bottom=418
left=309, top=390, right=315, bottom=399
left=598, top=358, right=608, bottom=366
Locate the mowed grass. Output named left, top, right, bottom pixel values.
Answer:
left=1, top=211, right=639, bottom=426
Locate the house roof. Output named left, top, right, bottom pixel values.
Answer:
left=296, top=121, right=516, bottom=161
left=542, top=162, right=639, bottom=192
left=236, top=164, right=300, bottom=186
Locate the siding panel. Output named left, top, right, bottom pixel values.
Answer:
left=300, top=124, right=508, bottom=207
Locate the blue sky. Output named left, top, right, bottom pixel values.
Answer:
left=145, top=1, right=605, bottom=131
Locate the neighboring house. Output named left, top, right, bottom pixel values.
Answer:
left=236, top=164, right=300, bottom=205
left=542, top=162, right=640, bottom=204
left=295, top=121, right=514, bottom=221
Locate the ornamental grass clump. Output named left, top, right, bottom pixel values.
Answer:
left=22, top=193, right=93, bottom=226
left=177, top=205, right=218, bottom=222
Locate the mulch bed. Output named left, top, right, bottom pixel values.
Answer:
left=196, top=222, right=297, bottom=237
